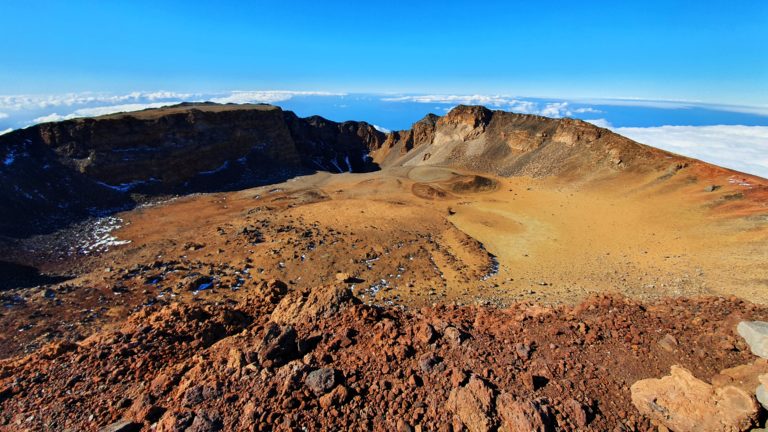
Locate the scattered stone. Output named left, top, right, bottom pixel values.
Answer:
left=515, top=342, right=531, bottom=360
left=657, top=333, right=678, bottom=352
left=443, top=326, right=467, bottom=346
left=99, top=420, right=143, bottom=432
left=704, top=185, right=721, bottom=192
left=318, top=384, right=349, bottom=409
left=419, top=353, right=442, bottom=373
left=563, top=398, right=590, bottom=427
left=416, top=323, right=437, bottom=344
left=305, top=368, right=337, bottom=395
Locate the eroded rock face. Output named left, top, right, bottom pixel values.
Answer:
left=630, top=366, right=758, bottom=432
left=0, top=103, right=384, bottom=236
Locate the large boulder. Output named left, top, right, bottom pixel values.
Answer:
left=445, top=374, right=495, bottom=432
left=631, top=366, right=758, bottom=432
left=737, top=321, right=768, bottom=359
left=497, top=394, right=554, bottom=432
left=711, top=359, right=768, bottom=395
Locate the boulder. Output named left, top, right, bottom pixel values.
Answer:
left=445, top=374, right=494, bottom=432
left=257, top=323, right=298, bottom=367
left=737, top=321, right=768, bottom=359
left=631, top=366, right=758, bottom=432
left=711, top=359, right=768, bottom=395
left=305, top=368, right=337, bottom=395
left=757, top=381, right=768, bottom=410
left=497, top=394, right=554, bottom=432
left=271, top=284, right=358, bottom=325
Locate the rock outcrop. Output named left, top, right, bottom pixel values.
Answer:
left=371, top=104, right=689, bottom=178
left=0, top=103, right=384, bottom=237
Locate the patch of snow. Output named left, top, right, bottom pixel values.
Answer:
left=97, top=178, right=157, bottom=192
left=344, top=154, right=353, bottom=173
left=199, top=161, right=230, bottom=175
left=77, top=216, right=132, bottom=255
left=329, top=158, right=344, bottom=174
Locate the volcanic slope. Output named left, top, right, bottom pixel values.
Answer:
left=1, top=104, right=768, bottom=431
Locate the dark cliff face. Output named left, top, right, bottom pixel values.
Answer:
left=0, top=103, right=383, bottom=238
left=34, top=104, right=303, bottom=188
left=283, top=112, right=385, bottom=173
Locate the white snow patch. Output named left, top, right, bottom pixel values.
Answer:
left=78, top=216, right=132, bottom=254
left=199, top=161, right=230, bottom=175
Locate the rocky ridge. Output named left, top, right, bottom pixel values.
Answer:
left=2, top=281, right=767, bottom=431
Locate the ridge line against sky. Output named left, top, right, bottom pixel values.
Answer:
left=1, top=90, right=768, bottom=126
left=0, top=89, right=767, bottom=179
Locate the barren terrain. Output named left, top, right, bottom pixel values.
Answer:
left=1, top=104, right=768, bottom=431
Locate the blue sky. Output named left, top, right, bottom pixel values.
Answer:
left=0, top=1, right=767, bottom=177
left=1, top=1, right=766, bottom=105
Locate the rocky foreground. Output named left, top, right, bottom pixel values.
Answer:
left=2, top=280, right=768, bottom=431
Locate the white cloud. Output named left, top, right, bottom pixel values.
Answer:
left=31, top=102, right=178, bottom=124
left=584, top=118, right=613, bottom=128
left=210, top=90, right=345, bottom=104
left=539, top=102, right=571, bottom=118
left=573, top=107, right=602, bottom=114
left=0, top=112, right=8, bottom=119
left=7, top=90, right=345, bottom=126
left=32, top=113, right=68, bottom=123
left=0, top=91, right=199, bottom=112
left=614, top=125, right=768, bottom=179
left=1, top=90, right=343, bottom=116
left=72, top=102, right=176, bottom=117
left=574, top=97, right=768, bottom=117
left=383, top=94, right=517, bottom=107
left=382, top=94, right=579, bottom=118
left=0, top=128, right=12, bottom=135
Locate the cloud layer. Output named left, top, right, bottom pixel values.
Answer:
left=381, top=94, right=584, bottom=118
left=0, top=90, right=346, bottom=128
left=614, top=125, right=768, bottom=179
